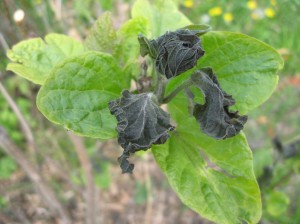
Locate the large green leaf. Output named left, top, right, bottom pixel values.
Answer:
left=84, top=12, right=117, bottom=53
left=152, top=93, right=262, bottom=224
left=37, top=51, right=128, bottom=139
left=131, top=0, right=191, bottom=37
left=198, top=31, right=284, bottom=114
left=7, top=33, right=85, bottom=85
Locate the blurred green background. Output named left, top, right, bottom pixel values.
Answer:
left=0, top=0, right=299, bottom=223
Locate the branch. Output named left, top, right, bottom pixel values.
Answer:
left=43, top=154, right=84, bottom=197
left=0, top=32, right=9, bottom=51
left=68, top=132, right=97, bottom=224
left=0, top=78, right=38, bottom=156
left=0, top=126, right=71, bottom=224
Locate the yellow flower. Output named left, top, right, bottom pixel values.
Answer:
left=247, top=1, right=257, bottom=10
left=183, top=0, right=193, bottom=8
left=265, top=7, right=275, bottom=18
left=209, top=7, right=222, bottom=17
left=270, top=0, right=277, bottom=6
left=223, top=13, right=233, bottom=23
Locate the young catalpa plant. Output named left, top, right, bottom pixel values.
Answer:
left=6, top=0, right=283, bottom=223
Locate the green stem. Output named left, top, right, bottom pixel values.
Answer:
left=154, top=73, right=167, bottom=103
left=151, top=60, right=158, bottom=91
left=162, top=79, right=193, bottom=104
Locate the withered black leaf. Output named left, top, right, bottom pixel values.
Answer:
left=191, top=68, right=247, bottom=140
left=109, top=90, right=174, bottom=173
left=138, top=28, right=205, bottom=79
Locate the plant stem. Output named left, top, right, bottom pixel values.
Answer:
left=154, top=73, right=168, bottom=104
left=151, top=60, right=157, bottom=88
left=162, top=79, right=193, bottom=104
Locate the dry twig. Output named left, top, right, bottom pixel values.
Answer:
left=68, top=132, right=98, bottom=224
left=0, top=126, right=72, bottom=224
left=0, top=79, right=38, bottom=157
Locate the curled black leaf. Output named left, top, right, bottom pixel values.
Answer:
left=138, top=28, right=205, bottom=79
left=191, top=68, right=248, bottom=140
left=109, top=90, right=174, bottom=173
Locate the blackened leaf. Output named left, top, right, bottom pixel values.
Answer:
left=191, top=68, right=247, bottom=139
left=139, top=28, right=205, bottom=79
left=109, top=90, right=174, bottom=173
left=138, top=34, right=158, bottom=58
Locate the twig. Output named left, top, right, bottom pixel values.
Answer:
left=0, top=80, right=82, bottom=196
left=100, top=203, right=123, bottom=212
left=0, top=78, right=38, bottom=157
left=152, top=190, right=166, bottom=224
left=68, top=132, right=97, bottom=224
left=43, top=154, right=84, bottom=198
left=0, top=126, right=71, bottom=224
left=0, top=32, right=9, bottom=51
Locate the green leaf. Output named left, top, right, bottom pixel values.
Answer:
left=37, top=51, right=128, bottom=139
left=152, top=93, right=262, bottom=224
left=117, top=16, right=150, bottom=63
left=266, top=191, right=290, bottom=217
left=197, top=31, right=284, bottom=114
left=7, top=33, right=85, bottom=85
left=132, top=0, right=191, bottom=37
left=116, top=16, right=150, bottom=80
left=84, top=12, right=117, bottom=53
left=183, top=24, right=211, bottom=36
left=99, top=0, right=113, bottom=10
